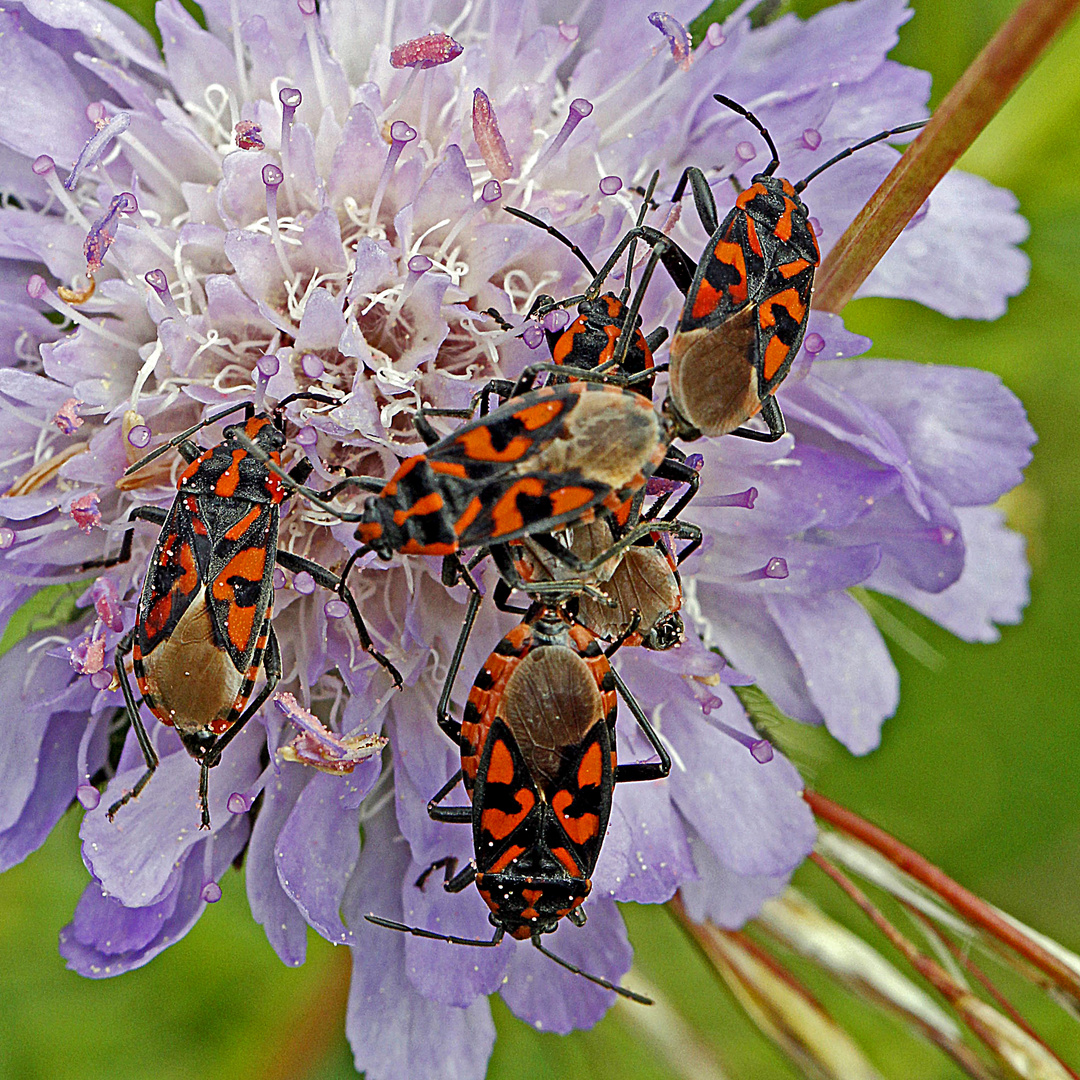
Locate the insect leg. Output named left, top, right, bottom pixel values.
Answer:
left=275, top=549, right=404, bottom=689
left=728, top=393, right=786, bottom=442
left=106, top=629, right=160, bottom=821
left=426, top=772, right=472, bottom=824
left=609, top=665, right=671, bottom=783
left=79, top=504, right=169, bottom=571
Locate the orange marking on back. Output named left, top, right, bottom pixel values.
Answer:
left=487, top=738, right=516, bottom=785
left=774, top=198, right=795, bottom=242
left=145, top=593, right=172, bottom=638
left=759, top=287, right=806, bottom=329
left=745, top=214, right=764, bottom=258
left=548, top=486, right=596, bottom=518
left=552, top=321, right=584, bottom=365
left=212, top=547, right=267, bottom=653
left=713, top=240, right=748, bottom=305
left=487, top=844, right=526, bottom=874
left=551, top=846, right=584, bottom=876
left=159, top=534, right=179, bottom=567
left=178, top=543, right=198, bottom=594
left=215, top=449, right=246, bottom=497
left=225, top=504, right=262, bottom=541
left=552, top=789, right=600, bottom=845
left=400, top=538, right=457, bottom=556
left=736, top=183, right=767, bottom=209
left=779, top=258, right=811, bottom=279
left=392, top=490, right=444, bottom=526
left=513, top=399, right=563, bottom=431
left=481, top=788, right=535, bottom=840
left=244, top=416, right=270, bottom=440
left=690, top=278, right=722, bottom=322
left=429, top=460, right=468, bottom=479
left=456, top=426, right=532, bottom=462
left=382, top=455, right=423, bottom=498
left=762, top=336, right=790, bottom=382
left=521, top=888, right=543, bottom=906
left=454, top=496, right=483, bottom=536
left=576, top=739, right=604, bottom=788
left=490, top=477, right=545, bottom=538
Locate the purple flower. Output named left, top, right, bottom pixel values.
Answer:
left=0, top=0, right=1033, bottom=1076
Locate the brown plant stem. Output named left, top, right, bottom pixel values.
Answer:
left=805, top=789, right=1080, bottom=1004
left=814, top=0, right=1080, bottom=313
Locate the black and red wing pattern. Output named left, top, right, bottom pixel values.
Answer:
left=135, top=493, right=212, bottom=657
left=203, top=496, right=279, bottom=671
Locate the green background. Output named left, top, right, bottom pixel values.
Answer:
left=1, top=1, right=1078, bottom=1076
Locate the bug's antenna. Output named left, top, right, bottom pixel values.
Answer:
left=794, top=120, right=927, bottom=192
left=713, top=94, right=780, bottom=175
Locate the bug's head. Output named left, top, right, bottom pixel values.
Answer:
left=477, top=870, right=592, bottom=939
left=223, top=414, right=287, bottom=456
left=643, top=611, right=685, bottom=651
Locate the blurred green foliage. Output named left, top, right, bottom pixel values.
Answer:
left=1, top=1, right=1078, bottom=1077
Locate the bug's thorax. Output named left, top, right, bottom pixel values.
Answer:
left=139, top=592, right=245, bottom=736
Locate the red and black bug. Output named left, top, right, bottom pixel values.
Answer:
left=236, top=381, right=697, bottom=589
left=82, top=394, right=402, bottom=829
left=600, top=96, right=925, bottom=442
left=366, top=599, right=669, bottom=1002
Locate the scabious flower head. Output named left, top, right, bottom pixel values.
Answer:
left=0, top=0, right=1033, bottom=1075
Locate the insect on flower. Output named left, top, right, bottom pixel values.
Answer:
left=608, top=96, right=927, bottom=442
left=235, top=381, right=699, bottom=591
left=82, top=394, right=402, bottom=829
left=367, top=598, right=669, bottom=1003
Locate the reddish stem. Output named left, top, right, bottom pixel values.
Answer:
left=814, top=0, right=1080, bottom=313
left=805, top=789, right=1080, bottom=1003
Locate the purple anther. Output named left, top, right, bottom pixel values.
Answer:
left=0, top=527, right=14, bottom=549
left=301, top=353, right=324, bottom=378
left=701, top=695, right=723, bottom=715
left=542, top=308, right=570, bottom=334
left=735, top=140, right=757, bottom=163
left=931, top=526, right=957, bottom=545
left=369, top=121, right=418, bottom=226
left=599, top=175, right=623, bottom=196
left=279, top=86, right=302, bottom=116
left=76, top=784, right=101, bottom=809
left=84, top=192, right=138, bottom=274
left=906, top=198, right=930, bottom=230
left=705, top=23, right=725, bottom=47
left=472, top=89, right=514, bottom=181
left=685, top=453, right=705, bottom=471
left=70, top=491, right=101, bottom=533
left=127, top=424, right=151, bottom=448
left=297, top=0, right=316, bottom=14
left=293, top=570, right=315, bottom=595
left=481, top=179, right=502, bottom=203
left=522, top=324, right=545, bottom=349
left=27, top=275, right=47, bottom=300
left=144, top=268, right=168, bottom=295
left=712, top=716, right=774, bottom=763
left=801, top=128, right=822, bottom=151
left=235, top=120, right=264, bottom=151
left=257, top=353, right=280, bottom=378
left=201, top=882, right=223, bottom=904
left=272, top=567, right=287, bottom=590
left=90, top=670, right=113, bottom=691
left=86, top=101, right=106, bottom=125
left=559, top=22, right=579, bottom=42
left=803, top=332, right=825, bottom=355
left=390, top=119, right=418, bottom=144
left=296, top=425, right=318, bottom=447
left=92, top=577, right=124, bottom=631
left=227, top=791, right=251, bottom=814
left=390, top=31, right=463, bottom=69
left=763, top=557, right=788, bottom=579
left=325, top=599, right=349, bottom=619
left=54, top=398, right=84, bottom=435
left=263, top=162, right=284, bottom=190
left=648, top=12, right=692, bottom=70
left=808, top=217, right=822, bottom=237
left=64, top=111, right=130, bottom=191
left=408, top=254, right=433, bottom=275
left=532, top=98, right=594, bottom=174
left=32, top=154, right=54, bottom=176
